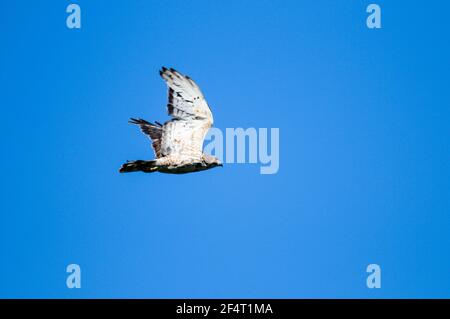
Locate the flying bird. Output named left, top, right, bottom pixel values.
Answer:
left=119, top=67, right=222, bottom=174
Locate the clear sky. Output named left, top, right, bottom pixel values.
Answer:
left=1, top=0, right=449, bottom=298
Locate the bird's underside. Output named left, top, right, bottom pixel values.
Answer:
left=119, top=67, right=222, bottom=174
left=119, top=159, right=216, bottom=174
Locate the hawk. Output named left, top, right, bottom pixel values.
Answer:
left=119, top=67, right=222, bottom=174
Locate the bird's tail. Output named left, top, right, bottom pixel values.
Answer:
left=119, top=160, right=159, bottom=173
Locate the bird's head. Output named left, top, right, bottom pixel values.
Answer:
left=202, top=154, right=223, bottom=169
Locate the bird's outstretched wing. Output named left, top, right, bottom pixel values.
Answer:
left=159, top=67, right=213, bottom=124
left=158, top=67, right=214, bottom=159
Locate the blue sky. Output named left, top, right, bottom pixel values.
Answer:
left=1, top=0, right=449, bottom=298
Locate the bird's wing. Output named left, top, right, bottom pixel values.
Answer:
left=159, top=67, right=213, bottom=124
left=158, top=67, right=213, bottom=159
left=129, top=118, right=164, bottom=158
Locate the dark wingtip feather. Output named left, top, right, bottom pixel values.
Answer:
left=129, top=117, right=140, bottom=124
left=159, top=66, right=167, bottom=77
left=129, top=118, right=152, bottom=125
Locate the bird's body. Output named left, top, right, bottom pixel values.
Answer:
left=119, top=67, right=222, bottom=174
